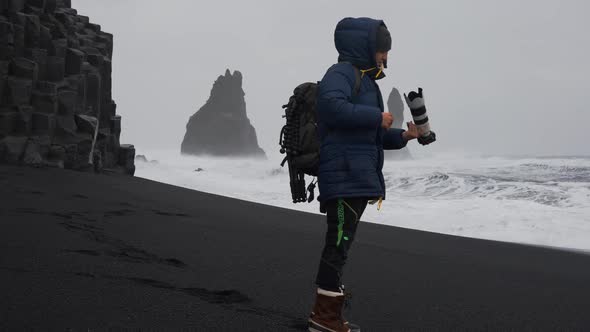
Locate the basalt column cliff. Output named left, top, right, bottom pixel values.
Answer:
left=0, top=0, right=135, bottom=174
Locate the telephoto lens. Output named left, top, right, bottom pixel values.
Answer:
left=404, top=88, right=436, bottom=145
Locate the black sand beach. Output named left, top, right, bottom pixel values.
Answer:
left=1, top=164, right=590, bottom=331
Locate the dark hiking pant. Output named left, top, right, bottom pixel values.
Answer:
left=315, top=197, right=368, bottom=292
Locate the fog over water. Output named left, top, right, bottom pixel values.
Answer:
left=74, top=0, right=590, bottom=157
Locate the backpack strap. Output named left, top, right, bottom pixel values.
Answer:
left=351, top=66, right=361, bottom=97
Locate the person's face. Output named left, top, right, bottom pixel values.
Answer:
left=376, top=51, right=388, bottom=68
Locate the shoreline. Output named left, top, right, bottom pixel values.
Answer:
left=2, top=164, right=590, bottom=330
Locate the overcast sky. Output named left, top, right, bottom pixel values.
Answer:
left=74, top=0, right=589, bottom=157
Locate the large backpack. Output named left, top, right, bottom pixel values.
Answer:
left=279, top=65, right=361, bottom=204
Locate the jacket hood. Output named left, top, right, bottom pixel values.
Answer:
left=334, top=17, right=387, bottom=70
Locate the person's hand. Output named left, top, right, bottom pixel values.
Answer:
left=381, top=112, right=393, bottom=129
left=402, top=121, right=420, bottom=141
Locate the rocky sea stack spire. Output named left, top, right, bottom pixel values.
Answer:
left=386, top=87, right=411, bottom=160
left=0, top=0, right=135, bottom=175
left=181, top=69, right=266, bottom=158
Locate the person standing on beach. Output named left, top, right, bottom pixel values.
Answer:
left=308, top=17, right=420, bottom=332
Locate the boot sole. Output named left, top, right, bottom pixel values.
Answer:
left=308, top=319, right=351, bottom=332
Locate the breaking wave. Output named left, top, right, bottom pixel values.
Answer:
left=135, top=150, right=590, bottom=250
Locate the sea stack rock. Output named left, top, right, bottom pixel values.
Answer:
left=181, top=69, right=266, bottom=158
left=0, top=0, right=135, bottom=175
left=386, top=87, right=411, bottom=160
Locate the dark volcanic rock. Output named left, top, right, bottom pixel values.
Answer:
left=74, top=114, right=96, bottom=135
left=386, top=87, right=411, bottom=160
left=22, top=136, right=48, bottom=167
left=0, top=1, right=134, bottom=174
left=118, top=144, right=135, bottom=175
left=135, top=154, right=147, bottom=163
left=0, top=135, right=27, bottom=163
left=387, top=88, right=405, bottom=132
left=181, top=69, right=266, bottom=158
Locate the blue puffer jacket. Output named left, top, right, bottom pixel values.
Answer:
left=316, top=17, right=407, bottom=204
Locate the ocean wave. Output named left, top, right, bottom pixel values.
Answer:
left=384, top=160, right=590, bottom=207
left=134, top=150, right=590, bottom=250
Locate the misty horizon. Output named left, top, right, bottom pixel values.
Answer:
left=73, top=0, right=590, bottom=157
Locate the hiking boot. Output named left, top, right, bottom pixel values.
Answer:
left=340, top=285, right=360, bottom=332
left=308, top=288, right=360, bottom=332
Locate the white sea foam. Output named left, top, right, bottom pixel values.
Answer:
left=135, top=149, right=590, bottom=251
